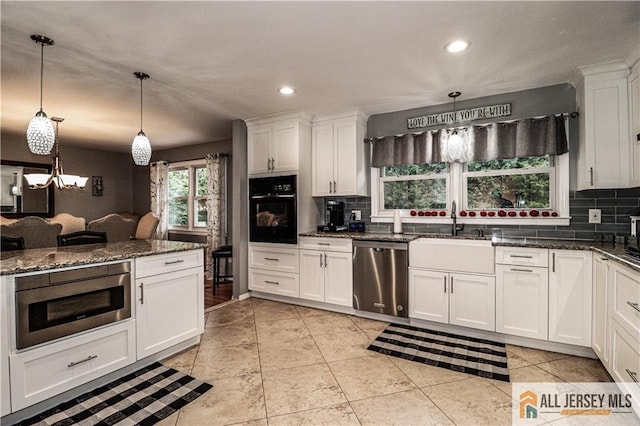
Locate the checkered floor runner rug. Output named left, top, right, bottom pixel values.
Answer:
left=20, top=362, right=213, bottom=425
left=368, top=323, right=510, bottom=382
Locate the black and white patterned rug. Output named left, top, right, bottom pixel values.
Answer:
left=20, top=362, right=213, bottom=425
left=368, top=323, right=510, bottom=382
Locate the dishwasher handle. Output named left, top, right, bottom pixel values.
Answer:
left=352, top=240, right=408, bottom=251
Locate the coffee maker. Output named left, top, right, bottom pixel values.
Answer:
left=318, top=201, right=347, bottom=232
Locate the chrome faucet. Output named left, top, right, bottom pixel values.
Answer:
left=451, top=200, right=464, bottom=236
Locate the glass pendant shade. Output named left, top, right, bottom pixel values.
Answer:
left=132, top=131, right=152, bottom=166
left=447, top=131, right=465, bottom=162
left=27, top=110, right=55, bottom=155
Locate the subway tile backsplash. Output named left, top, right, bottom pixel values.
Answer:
left=330, top=187, right=640, bottom=240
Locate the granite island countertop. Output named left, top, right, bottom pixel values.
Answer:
left=300, top=231, right=640, bottom=272
left=0, top=240, right=207, bottom=276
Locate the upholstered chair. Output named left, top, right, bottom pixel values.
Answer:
left=87, top=214, right=136, bottom=242
left=118, top=212, right=140, bottom=237
left=134, top=212, right=160, bottom=240
left=0, top=216, right=62, bottom=249
left=49, top=212, right=86, bottom=234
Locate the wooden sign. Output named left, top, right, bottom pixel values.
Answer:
left=407, top=103, right=512, bottom=129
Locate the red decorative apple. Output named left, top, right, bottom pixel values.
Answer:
left=410, top=210, right=417, bottom=216
left=488, top=211, right=496, bottom=217
left=541, top=211, right=550, bottom=217
left=439, top=211, right=446, bottom=217
left=418, top=211, right=425, bottom=216
left=551, top=212, right=558, bottom=217
left=508, top=211, right=517, bottom=217
left=460, top=211, right=468, bottom=217
left=431, top=211, right=437, bottom=216
left=480, top=211, right=487, bottom=217
left=498, top=210, right=506, bottom=217
left=530, top=209, right=539, bottom=217
left=519, top=211, right=527, bottom=217
left=469, top=211, right=476, bottom=217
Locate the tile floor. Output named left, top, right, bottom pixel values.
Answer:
left=160, top=298, right=618, bottom=426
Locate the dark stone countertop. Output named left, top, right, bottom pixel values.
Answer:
left=300, top=232, right=640, bottom=272
left=0, top=240, right=207, bottom=276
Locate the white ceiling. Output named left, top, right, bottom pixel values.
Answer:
left=2, top=1, right=639, bottom=153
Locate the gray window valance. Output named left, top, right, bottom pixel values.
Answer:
left=369, top=114, right=569, bottom=167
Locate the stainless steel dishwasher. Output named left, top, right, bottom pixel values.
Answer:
left=352, top=240, right=408, bottom=317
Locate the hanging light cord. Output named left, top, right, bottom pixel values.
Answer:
left=39, top=40, right=44, bottom=112
left=139, top=76, right=143, bottom=132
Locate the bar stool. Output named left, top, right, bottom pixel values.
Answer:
left=212, top=245, right=233, bottom=295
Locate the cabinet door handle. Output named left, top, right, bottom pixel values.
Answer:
left=627, top=301, right=640, bottom=313
left=164, top=259, right=184, bottom=265
left=324, top=253, right=327, bottom=267
left=333, top=181, right=337, bottom=193
left=317, top=242, right=330, bottom=246
left=626, top=369, right=639, bottom=383
left=552, top=253, right=556, bottom=272
left=264, top=257, right=280, bottom=261
left=590, top=167, right=594, bottom=186
left=264, top=280, right=279, bottom=285
left=271, top=157, right=275, bottom=171
left=510, top=255, right=533, bottom=259
left=450, top=276, right=454, bottom=294
left=139, top=282, right=144, bottom=304
left=68, top=355, right=98, bottom=368
left=511, top=268, right=534, bottom=273
left=443, top=276, right=447, bottom=293
left=267, top=158, right=271, bottom=171
left=329, top=181, right=333, bottom=193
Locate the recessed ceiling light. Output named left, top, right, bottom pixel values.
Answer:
left=444, top=40, right=470, bottom=53
left=278, top=86, right=296, bottom=95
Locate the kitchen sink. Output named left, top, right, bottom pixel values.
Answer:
left=409, top=237, right=495, bottom=274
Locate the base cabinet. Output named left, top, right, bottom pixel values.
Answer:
left=249, top=245, right=300, bottom=298
left=299, top=238, right=353, bottom=307
left=1, top=276, right=11, bottom=417
left=496, top=265, right=549, bottom=340
left=409, top=268, right=495, bottom=332
left=592, top=255, right=610, bottom=365
left=9, top=320, right=135, bottom=411
left=135, top=250, right=205, bottom=360
left=548, top=250, right=592, bottom=347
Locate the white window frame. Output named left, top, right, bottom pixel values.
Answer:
left=371, top=126, right=571, bottom=226
left=168, top=159, right=208, bottom=234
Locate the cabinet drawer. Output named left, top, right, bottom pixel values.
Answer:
left=10, top=320, right=135, bottom=411
left=249, top=269, right=299, bottom=298
left=136, top=249, right=204, bottom=278
left=611, top=264, right=640, bottom=337
left=610, top=321, right=640, bottom=390
left=249, top=246, right=299, bottom=273
left=495, top=247, right=549, bottom=267
left=299, top=237, right=352, bottom=252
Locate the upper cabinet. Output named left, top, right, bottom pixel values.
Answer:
left=246, top=112, right=312, bottom=176
left=575, top=62, right=632, bottom=190
left=311, top=110, right=369, bottom=197
left=629, top=60, right=640, bottom=187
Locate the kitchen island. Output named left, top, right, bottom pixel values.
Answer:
left=1, top=240, right=206, bottom=421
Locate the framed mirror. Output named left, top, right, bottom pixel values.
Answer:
left=0, top=160, right=55, bottom=218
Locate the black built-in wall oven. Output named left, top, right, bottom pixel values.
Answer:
left=249, top=175, right=297, bottom=244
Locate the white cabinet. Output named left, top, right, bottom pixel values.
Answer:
left=246, top=112, right=312, bottom=175
left=1, top=276, right=11, bottom=416
left=409, top=269, right=495, bottom=332
left=629, top=60, right=640, bottom=187
left=311, top=110, right=368, bottom=197
left=10, top=320, right=135, bottom=411
left=592, top=255, right=610, bottom=365
left=495, top=247, right=549, bottom=340
left=548, top=249, right=592, bottom=347
left=299, top=237, right=353, bottom=307
left=575, top=62, right=631, bottom=189
left=135, top=250, right=204, bottom=359
left=496, top=265, right=549, bottom=340
left=248, top=244, right=300, bottom=298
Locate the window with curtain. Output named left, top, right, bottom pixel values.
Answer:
left=167, top=161, right=207, bottom=231
left=380, top=163, right=448, bottom=211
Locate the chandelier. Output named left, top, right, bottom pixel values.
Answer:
left=132, top=71, right=152, bottom=166
left=24, top=117, right=89, bottom=189
left=26, top=35, right=56, bottom=155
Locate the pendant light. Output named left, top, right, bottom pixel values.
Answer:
left=131, top=71, right=152, bottom=166
left=24, top=117, right=89, bottom=189
left=26, top=35, right=56, bottom=155
left=446, top=91, right=466, bottom=162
